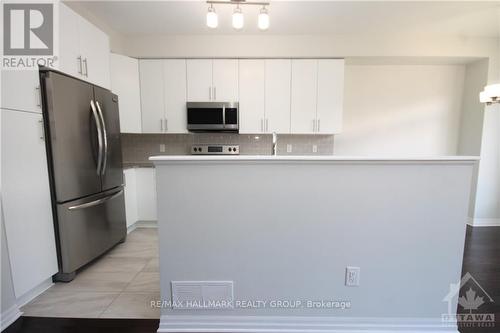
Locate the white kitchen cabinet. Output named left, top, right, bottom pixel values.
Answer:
left=163, top=59, right=188, bottom=133
left=316, top=59, right=344, bottom=134
left=139, top=60, right=164, bottom=133
left=78, top=17, right=110, bottom=88
left=186, top=59, right=238, bottom=102
left=135, top=168, right=157, bottom=221
left=186, top=59, right=212, bottom=101
left=58, top=3, right=81, bottom=78
left=291, top=59, right=318, bottom=134
left=265, top=59, right=291, bottom=133
left=139, top=59, right=187, bottom=133
left=239, top=60, right=265, bottom=133
left=59, top=3, right=110, bottom=88
left=290, top=59, right=344, bottom=134
left=123, top=169, right=138, bottom=228
left=110, top=53, right=142, bottom=133
left=1, top=70, right=42, bottom=113
left=213, top=59, right=239, bottom=102
left=1, top=109, right=58, bottom=298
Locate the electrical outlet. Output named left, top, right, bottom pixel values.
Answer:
left=159, top=144, right=166, bottom=153
left=286, top=144, right=292, bottom=153
left=312, top=145, right=318, bottom=153
left=345, top=267, right=360, bottom=287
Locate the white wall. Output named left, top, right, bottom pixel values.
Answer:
left=334, top=65, right=465, bottom=156
left=457, top=60, right=489, bottom=156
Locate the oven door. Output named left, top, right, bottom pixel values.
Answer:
left=187, top=102, right=239, bottom=132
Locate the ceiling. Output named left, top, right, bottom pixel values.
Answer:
left=67, top=1, right=500, bottom=38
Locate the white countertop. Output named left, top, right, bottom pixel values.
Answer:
left=150, top=155, right=479, bottom=162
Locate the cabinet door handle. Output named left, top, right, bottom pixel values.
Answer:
left=164, top=118, right=168, bottom=132
left=209, top=87, right=212, bottom=100
left=77, top=56, right=82, bottom=74
left=38, top=119, right=44, bottom=140
left=35, top=86, right=41, bottom=107
left=213, top=87, right=216, bottom=100
left=265, top=118, right=269, bottom=132
left=160, top=119, right=164, bottom=132
left=317, top=119, right=320, bottom=132
left=312, top=119, right=316, bottom=132
left=82, top=58, right=88, bottom=77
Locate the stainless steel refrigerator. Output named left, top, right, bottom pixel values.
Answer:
left=39, top=68, right=126, bottom=282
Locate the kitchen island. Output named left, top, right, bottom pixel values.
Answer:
left=150, top=155, right=478, bottom=333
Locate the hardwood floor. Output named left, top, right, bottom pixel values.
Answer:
left=3, top=317, right=159, bottom=333
left=5, top=226, right=499, bottom=333
left=458, top=226, right=500, bottom=333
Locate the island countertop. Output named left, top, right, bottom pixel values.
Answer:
left=150, top=155, right=479, bottom=163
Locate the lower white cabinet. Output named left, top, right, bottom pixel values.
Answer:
left=1, top=70, right=42, bottom=113
left=1, top=109, right=58, bottom=298
left=110, top=53, right=142, bottom=133
left=123, top=169, right=138, bottom=228
left=124, top=168, right=157, bottom=224
left=136, top=168, right=157, bottom=221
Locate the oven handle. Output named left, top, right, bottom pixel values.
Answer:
left=222, top=104, right=226, bottom=127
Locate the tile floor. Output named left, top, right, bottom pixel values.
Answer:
left=21, top=228, right=160, bottom=319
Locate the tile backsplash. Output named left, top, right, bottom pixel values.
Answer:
left=121, top=133, right=334, bottom=167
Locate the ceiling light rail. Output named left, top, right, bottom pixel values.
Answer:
left=206, top=0, right=270, bottom=31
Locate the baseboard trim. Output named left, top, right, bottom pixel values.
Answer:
left=157, top=315, right=458, bottom=333
left=0, top=304, right=22, bottom=331
left=467, top=218, right=500, bottom=227
left=15, top=277, right=53, bottom=308
left=127, top=220, right=158, bottom=234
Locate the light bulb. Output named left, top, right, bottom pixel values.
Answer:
left=258, top=7, right=269, bottom=30
left=479, top=91, right=492, bottom=104
left=206, top=6, right=218, bottom=29
left=484, top=83, right=500, bottom=99
left=232, top=6, right=244, bottom=30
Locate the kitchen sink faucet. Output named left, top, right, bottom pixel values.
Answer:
left=272, top=132, right=277, bottom=156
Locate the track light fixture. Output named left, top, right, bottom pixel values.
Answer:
left=206, top=0, right=270, bottom=30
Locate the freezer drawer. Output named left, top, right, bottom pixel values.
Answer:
left=56, top=188, right=126, bottom=276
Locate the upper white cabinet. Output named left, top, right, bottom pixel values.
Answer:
left=110, top=53, right=142, bottom=133
left=291, top=59, right=344, bottom=134
left=265, top=59, right=292, bottom=133
left=139, top=60, right=164, bottom=133
left=212, top=60, right=239, bottom=102
left=186, top=59, right=212, bottom=101
left=291, top=60, right=318, bottom=134
left=317, top=59, right=344, bottom=134
left=239, top=59, right=291, bottom=134
left=163, top=59, right=188, bottom=133
left=59, top=3, right=110, bottom=88
left=1, top=109, right=58, bottom=298
left=186, top=59, right=238, bottom=102
left=1, top=70, right=42, bottom=113
left=239, top=60, right=265, bottom=133
left=139, top=59, right=187, bottom=133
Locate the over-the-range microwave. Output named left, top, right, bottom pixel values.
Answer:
left=186, top=102, right=239, bottom=132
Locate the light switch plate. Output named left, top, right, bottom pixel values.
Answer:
left=286, top=144, right=292, bottom=153
left=312, top=145, right=318, bottom=153
left=159, top=144, right=166, bottom=153
left=345, top=267, right=360, bottom=287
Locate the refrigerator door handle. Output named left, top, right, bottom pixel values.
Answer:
left=95, top=101, right=108, bottom=176
left=90, top=100, right=104, bottom=175
left=67, top=189, right=124, bottom=211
